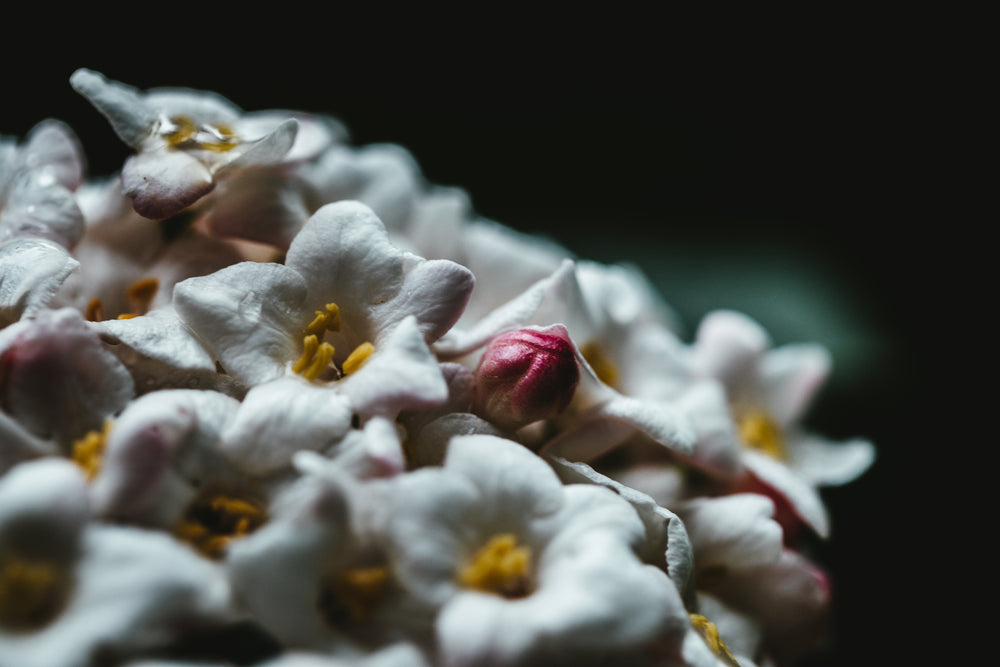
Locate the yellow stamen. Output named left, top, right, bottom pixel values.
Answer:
left=737, top=410, right=786, bottom=460
left=0, top=555, right=70, bottom=631
left=126, top=277, right=160, bottom=315
left=305, top=303, right=342, bottom=337
left=71, top=420, right=114, bottom=481
left=690, top=614, right=740, bottom=665
left=581, top=341, right=619, bottom=388
left=333, top=566, right=390, bottom=620
left=164, top=115, right=198, bottom=148
left=292, top=334, right=336, bottom=381
left=458, top=533, right=532, bottom=598
left=173, top=492, right=266, bottom=560
left=84, top=297, right=104, bottom=322
left=342, top=342, right=375, bottom=376
left=116, top=313, right=140, bottom=320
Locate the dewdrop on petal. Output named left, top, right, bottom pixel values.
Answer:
left=473, top=325, right=580, bottom=431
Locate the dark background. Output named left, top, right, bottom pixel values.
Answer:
left=3, top=15, right=966, bottom=665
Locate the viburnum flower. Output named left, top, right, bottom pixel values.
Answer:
left=227, top=450, right=434, bottom=655
left=0, top=237, right=79, bottom=329
left=0, top=307, right=133, bottom=450
left=0, top=119, right=86, bottom=249
left=687, top=309, right=876, bottom=539
left=70, top=68, right=339, bottom=221
left=384, top=433, right=691, bottom=666
left=0, top=458, right=236, bottom=667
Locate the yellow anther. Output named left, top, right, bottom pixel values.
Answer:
left=737, top=410, right=786, bottom=460
left=126, top=277, right=160, bottom=315
left=292, top=334, right=336, bottom=381
left=71, top=420, right=114, bottom=481
left=293, top=335, right=320, bottom=375
left=84, top=297, right=104, bottom=322
left=0, top=554, right=70, bottom=631
left=116, top=313, right=140, bottom=320
left=306, top=303, right=342, bottom=337
left=581, top=341, right=619, bottom=389
left=173, top=492, right=266, bottom=560
left=334, top=566, right=390, bottom=620
left=342, top=342, right=375, bottom=376
left=164, top=115, right=198, bottom=148
left=690, top=614, right=740, bottom=665
left=459, top=533, right=532, bottom=598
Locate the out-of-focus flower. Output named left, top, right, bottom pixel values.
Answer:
left=0, top=119, right=86, bottom=249
left=0, top=458, right=236, bottom=667
left=688, top=310, right=876, bottom=539
left=0, top=238, right=79, bottom=329
left=70, top=68, right=340, bottom=220
left=385, top=434, right=690, bottom=666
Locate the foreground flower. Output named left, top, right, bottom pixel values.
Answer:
left=386, top=434, right=691, bottom=666
left=0, top=458, right=236, bottom=667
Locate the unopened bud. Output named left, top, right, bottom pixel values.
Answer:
left=473, top=325, right=580, bottom=431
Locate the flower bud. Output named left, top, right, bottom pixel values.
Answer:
left=473, top=325, right=580, bottom=431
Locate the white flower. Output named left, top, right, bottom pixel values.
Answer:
left=0, top=237, right=79, bottom=329
left=385, top=434, right=690, bottom=666
left=0, top=458, right=235, bottom=667
left=0, top=119, right=86, bottom=249
left=70, top=69, right=340, bottom=220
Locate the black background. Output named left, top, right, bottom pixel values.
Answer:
left=3, top=13, right=969, bottom=665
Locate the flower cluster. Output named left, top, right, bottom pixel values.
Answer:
left=0, top=69, right=874, bottom=667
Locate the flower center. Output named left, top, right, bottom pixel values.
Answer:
left=458, top=533, right=533, bottom=598
left=736, top=409, right=786, bottom=460
left=291, top=303, right=375, bottom=381
left=83, top=277, right=160, bottom=321
left=162, top=115, right=240, bottom=153
left=318, top=565, right=391, bottom=624
left=0, top=553, right=71, bottom=632
left=71, top=419, right=114, bottom=481
left=173, top=492, right=266, bottom=559
left=689, top=613, right=740, bottom=666
left=581, top=341, right=619, bottom=389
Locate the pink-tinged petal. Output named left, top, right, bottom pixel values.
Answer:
left=285, top=201, right=404, bottom=334
left=691, top=310, right=770, bottom=393
left=0, top=238, right=79, bottom=327
left=0, top=308, right=134, bottom=446
left=473, top=325, right=579, bottom=431
left=220, top=376, right=353, bottom=475
left=204, top=165, right=311, bottom=249
left=173, top=262, right=309, bottom=386
left=788, top=432, right=876, bottom=487
left=737, top=450, right=831, bottom=540
left=758, top=343, right=832, bottom=425
left=372, top=258, right=474, bottom=344
left=70, top=68, right=158, bottom=148
left=681, top=494, right=784, bottom=572
left=122, top=150, right=214, bottom=220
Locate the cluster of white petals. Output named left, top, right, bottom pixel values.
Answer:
left=0, top=69, right=874, bottom=667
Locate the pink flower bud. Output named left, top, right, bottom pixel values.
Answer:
left=473, top=325, right=580, bottom=431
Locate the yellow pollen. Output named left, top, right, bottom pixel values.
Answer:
left=305, top=303, right=342, bottom=337
left=690, top=614, right=740, bottom=665
left=581, top=341, right=619, bottom=388
left=164, top=115, right=198, bottom=148
left=0, top=555, right=70, bottom=631
left=292, top=334, right=336, bottom=381
left=332, top=566, right=390, bottom=621
left=342, top=342, right=375, bottom=376
left=71, top=420, right=114, bottom=481
left=737, top=410, right=786, bottom=460
left=116, top=313, right=140, bottom=320
left=458, top=533, right=532, bottom=598
left=84, top=297, right=104, bottom=322
left=126, top=277, right=160, bottom=315
left=173, top=492, right=266, bottom=559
